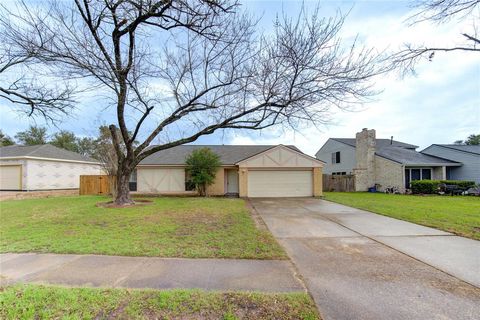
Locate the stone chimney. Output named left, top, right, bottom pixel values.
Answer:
left=354, top=128, right=376, bottom=191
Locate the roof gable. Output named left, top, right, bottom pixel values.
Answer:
left=315, top=138, right=355, bottom=158
left=236, top=145, right=323, bottom=167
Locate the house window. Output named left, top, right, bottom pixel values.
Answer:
left=404, top=168, right=432, bottom=188
left=332, top=172, right=347, bottom=176
left=411, top=169, right=420, bottom=181
left=331, top=151, right=341, bottom=164
left=421, top=169, right=431, bottom=180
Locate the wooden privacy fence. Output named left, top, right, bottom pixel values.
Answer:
left=323, top=174, right=355, bottom=192
left=80, top=175, right=115, bottom=195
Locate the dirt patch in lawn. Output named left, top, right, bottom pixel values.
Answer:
left=173, top=210, right=233, bottom=236
left=96, top=199, right=154, bottom=208
left=128, top=291, right=318, bottom=320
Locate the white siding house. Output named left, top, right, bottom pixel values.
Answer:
left=0, top=145, right=103, bottom=191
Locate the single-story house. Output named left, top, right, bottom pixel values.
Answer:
left=0, top=144, right=103, bottom=191
left=421, top=144, right=480, bottom=184
left=315, top=128, right=462, bottom=192
left=134, top=144, right=324, bottom=197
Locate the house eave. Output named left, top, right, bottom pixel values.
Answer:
left=0, top=156, right=101, bottom=165
left=403, top=163, right=462, bottom=167
left=136, top=164, right=237, bottom=167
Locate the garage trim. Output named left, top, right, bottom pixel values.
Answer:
left=235, top=145, right=324, bottom=197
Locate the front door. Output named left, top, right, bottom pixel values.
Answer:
left=226, top=170, right=239, bottom=193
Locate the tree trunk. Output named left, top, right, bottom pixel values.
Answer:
left=113, top=168, right=134, bottom=206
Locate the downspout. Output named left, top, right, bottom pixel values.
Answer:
left=401, top=164, right=405, bottom=193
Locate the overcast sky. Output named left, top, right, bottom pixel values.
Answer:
left=1, top=0, right=478, bottom=156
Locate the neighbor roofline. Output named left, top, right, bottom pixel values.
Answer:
left=329, top=138, right=419, bottom=149
left=329, top=138, right=357, bottom=148
left=374, top=153, right=403, bottom=164
left=0, top=156, right=101, bottom=165
left=422, top=144, right=480, bottom=155
left=314, top=138, right=355, bottom=157
left=374, top=153, right=462, bottom=166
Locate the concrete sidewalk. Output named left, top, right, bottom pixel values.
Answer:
left=0, top=253, right=305, bottom=292
left=251, top=198, right=480, bottom=320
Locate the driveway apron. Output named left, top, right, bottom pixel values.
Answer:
left=250, top=198, right=480, bottom=320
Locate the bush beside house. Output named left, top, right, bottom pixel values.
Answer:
left=410, top=180, right=476, bottom=194
left=185, top=148, right=221, bottom=196
left=410, top=180, right=440, bottom=194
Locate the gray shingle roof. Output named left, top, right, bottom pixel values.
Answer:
left=331, top=138, right=418, bottom=149
left=139, top=145, right=301, bottom=165
left=376, top=147, right=461, bottom=165
left=431, top=144, right=480, bottom=155
left=0, top=144, right=99, bottom=163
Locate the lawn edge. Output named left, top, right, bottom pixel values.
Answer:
left=323, top=194, right=479, bottom=240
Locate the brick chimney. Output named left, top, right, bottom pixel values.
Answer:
left=354, top=128, right=376, bottom=191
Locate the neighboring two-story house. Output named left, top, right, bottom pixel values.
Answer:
left=315, top=128, right=463, bottom=192
left=421, top=144, right=480, bottom=184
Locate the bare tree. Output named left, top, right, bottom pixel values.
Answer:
left=1, top=0, right=388, bottom=205
left=393, top=0, right=479, bottom=72
left=0, top=5, right=75, bottom=122
left=412, top=0, right=479, bottom=22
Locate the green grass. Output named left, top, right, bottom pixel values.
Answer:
left=324, top=192, right=480, bottom=240
left=0, top=284, right=320, bottom=320
left=0, top=196, right=286, bottom=259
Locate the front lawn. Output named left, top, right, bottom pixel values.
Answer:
left=324, top=192, right=480, bottom=240
left=0, top=284, right=319, bottom=320
left=0, top=196, right=286, bottom=259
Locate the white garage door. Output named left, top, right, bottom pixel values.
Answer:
left=0, top=165, right=22, bottom=190
left=248, top=170, right=313, bottom=197
left=137, top=168, right=185, bottom=192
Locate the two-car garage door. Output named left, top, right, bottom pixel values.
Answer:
left=248, top=170, right=313, bottom=197
left=0, top=165, right=22, bottom=190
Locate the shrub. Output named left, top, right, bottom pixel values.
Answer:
left=410, top=180, right=476, bottom=194
left=410, top=180, right=440, bottom=194
left=185, top=148, right=221, bottom=196
left=439, top=180, right=476, bottom=189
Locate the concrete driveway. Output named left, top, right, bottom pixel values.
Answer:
left=250, top=198, right=480, bottom=320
